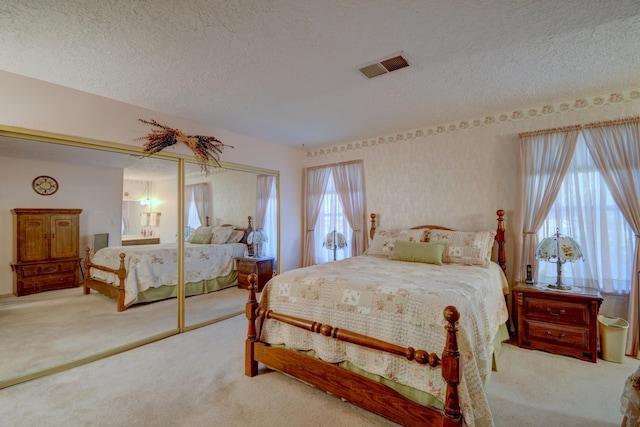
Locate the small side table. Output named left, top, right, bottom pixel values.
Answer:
left=236, top=256, right=274, bottom=292
left=513, top=283, right=602, bottom=363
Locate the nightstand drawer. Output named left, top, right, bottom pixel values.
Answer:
left=524, top=319, right=589, bottom=349
left=523, top=297, right=589, bottom=325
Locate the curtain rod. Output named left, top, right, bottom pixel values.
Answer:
left=305, top=159, right=363, bottom=171
left=519, top=115, right=640, bottom=138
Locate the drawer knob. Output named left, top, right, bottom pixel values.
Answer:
left=546, top=307, right=566, bottom=317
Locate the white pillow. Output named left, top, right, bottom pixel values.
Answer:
left=366, top=228, right=428, bottom=257
left=211, top=226, right=234, bottom=244
left=428, top=229, right=496, bottom=268
left=227, top=229, right=245, bottom=244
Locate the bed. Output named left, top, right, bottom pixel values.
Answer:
left=83, top=219, right=252, bottom=311
left=245, top=210, right=509, bottom=427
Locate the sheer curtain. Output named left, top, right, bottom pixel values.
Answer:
left=302, top=166, right=331, bottom=266
left=582, top=120, right=640, bottom=357
left=255, top=175, right=277, bottom=261
left=332, top=161, right=368, bottom=257
left=122, top=202, right=131, bottom=235
left=303, top=161, right=367, bottom=266
left=313, top=176, right=352, bottom=264
left=185, top=183, right=210, bottom=230
left=516, top=129, right=579, bottom=283
left=538, top=133, right=635, bottom=293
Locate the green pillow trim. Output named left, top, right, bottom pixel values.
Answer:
left=390, top=240, right=445, bottom=265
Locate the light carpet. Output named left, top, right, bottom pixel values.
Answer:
left=0, top=313, right=635, bottom=426
left=0, top=286, right=247, bottom=381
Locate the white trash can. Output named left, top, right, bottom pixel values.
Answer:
left=598, top=315, right=629, bottom=363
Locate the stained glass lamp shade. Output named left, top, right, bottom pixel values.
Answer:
left=535, top=228, right=583, bottom=290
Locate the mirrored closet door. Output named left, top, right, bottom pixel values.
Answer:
left=0, top=133, right=179, bottom=386
left=182, top=160, right=280, bottom=329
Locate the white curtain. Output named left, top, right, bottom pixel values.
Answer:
left=538, top=134, right=635, bottom=293
left=256, top=175, right=277, bottom=262
left=122, top=201, right=131, bottom=235
left=185, top=183, right=210, bottom=228
left=331, top=161, right=368, bottom=257
left=582, top=121, right=640, bottom=357
left=303, top=166, right=331, bottom=266
left=516, top=129, right=579, bottom=283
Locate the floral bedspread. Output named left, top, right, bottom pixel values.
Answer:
left=259, top=255, right=509, bottom=427
left=89, top=242, right=246, bottom=306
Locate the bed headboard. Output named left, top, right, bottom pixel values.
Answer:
left=220, top=216, right=253, bottom=244
left=369, top=210, right=506, bottom=274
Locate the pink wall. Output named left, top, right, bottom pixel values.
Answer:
left=0, top=70, right=306, bottom=280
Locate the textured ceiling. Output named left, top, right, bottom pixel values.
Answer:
left=1, top=1, right=639, bottom=148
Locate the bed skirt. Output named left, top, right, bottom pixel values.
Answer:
left=276, top=322, right=509, bottom=414
left=128, top=271, right=239, bottom=304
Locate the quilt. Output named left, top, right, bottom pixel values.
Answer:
left=258, top=255, right=509, bottom=427
left=89, top=242, right=247, bottom=306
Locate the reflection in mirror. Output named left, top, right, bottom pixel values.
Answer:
left=0, top=135, right=179, bottom=387
left=183, top=161, right=279, bottom=328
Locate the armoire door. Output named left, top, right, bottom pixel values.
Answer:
left=50, top=214, right=79, bottom=259
left=17, top=214, right=48, bottom=262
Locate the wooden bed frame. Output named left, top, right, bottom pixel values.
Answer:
left=83, top=216, right=254, bottom=312
left=244, top=210, right=506, bottom=427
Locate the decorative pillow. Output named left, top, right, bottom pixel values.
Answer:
left=390, top=240, right=445, bottom=265
left=404, top=228, right=429, bottom=242
left=211, top=226, right=234, bottom=244
left=189, top=232, right=213, bottom=244
left=366, top=228, right=429, bottom=257
left=227, top=229, right=245, bottom=244
left=428, top=229, right=496, bottom=268
left=187, top=225, right=214, bottom=243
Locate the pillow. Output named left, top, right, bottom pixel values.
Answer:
left=211, top=226, right=234, bottom=244
left=227, top=229, right=245, bottom=244
left=428, top=229, right=496, bottom=268
left=189, top=232, right=213, bottom=244
left=366, top=228, right=429, bottom=257
left=187, top=225, right=214, bottom=243
left=390, top=240, right=445, bottom=265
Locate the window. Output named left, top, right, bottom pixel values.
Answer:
left=185, top=196, right=202, bottom=239
left=538, top=133, right=635, bottom=294
left=261, top=177, right=278, bottom=261
left=314, top=172, right=352, bottom=264
left=304, top=161, right=366, bottom=266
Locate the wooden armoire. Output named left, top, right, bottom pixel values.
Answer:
left=11, top=208, right=83, bottom=296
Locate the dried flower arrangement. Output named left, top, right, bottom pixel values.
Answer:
left=136, top=119, right=233, bottom=174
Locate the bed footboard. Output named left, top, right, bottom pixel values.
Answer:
left=245, top=274, right=462, bottom=427
left=83, top=247, right=128, bottom=311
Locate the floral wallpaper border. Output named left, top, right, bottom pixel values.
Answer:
left=306, top=87, right=640, bottom=158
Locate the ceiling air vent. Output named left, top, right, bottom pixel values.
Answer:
left=358, top=53, right=410, bottom=79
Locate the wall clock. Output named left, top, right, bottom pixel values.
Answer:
left=32, top=175, right=59, bottom=196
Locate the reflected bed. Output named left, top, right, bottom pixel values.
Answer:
left=84, top=222, right=250, bottom=311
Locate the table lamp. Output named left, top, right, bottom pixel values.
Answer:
left=535, top=228, right=583, bottom=290
left=323, top=229, right=347, bottom=261
left=247, top=228, right=267, bottom=257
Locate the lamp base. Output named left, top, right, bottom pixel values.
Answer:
left=547, top=283, right=572, bottom=291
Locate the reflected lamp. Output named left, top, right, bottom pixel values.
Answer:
left=247, top=228, right=268, bottom=257
left=535, top=228, right=583, bottom=290
left=323, top=230, right=347, bottom=261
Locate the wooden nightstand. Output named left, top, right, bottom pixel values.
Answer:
left=236, top=256, right=274, bottom=292
left=513, top=283, right=602, bottom=363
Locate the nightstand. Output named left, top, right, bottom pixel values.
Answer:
left=236, top=256, right=274, bottom=292
left=513, top=283, right=602, bottom=363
